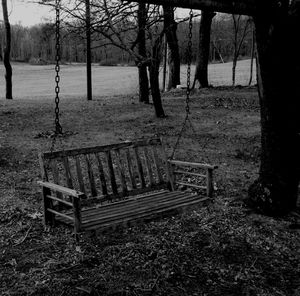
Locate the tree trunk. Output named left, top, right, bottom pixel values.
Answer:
left=193, top=10, right=215, bottom=88
left=137, top=3, right=149, bottom=103
left=248, top=21, right=255, bottom=86
left=148, top=37, right=166, bottom=118
left=163, top=5, right=180, bottom=90
left=248, top=2, right=300, bottom=215
left=2, top=0, right=13, bottom=100
left=232, top=55, right=237, bottom=86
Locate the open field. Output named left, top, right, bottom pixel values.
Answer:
left=0, top=59, right=256, bottom=99
left=0, top=80, right=299, bottom=295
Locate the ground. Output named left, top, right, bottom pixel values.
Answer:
left=0, top=62, right=299, bottom=296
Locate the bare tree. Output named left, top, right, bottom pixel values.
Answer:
left=2, top=0, right=12, bottom=99
left=231, top=14, right=251, bottom=86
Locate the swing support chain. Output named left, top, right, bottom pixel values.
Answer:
left=54, top=0, right=62, bottom=136
left=170, top=9, right=193, bottom=160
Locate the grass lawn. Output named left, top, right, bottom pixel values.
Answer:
left=0, top=60, right=256, bottom=99
left=0, top=63, right=299, bottom=296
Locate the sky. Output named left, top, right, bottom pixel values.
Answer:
left=0, top=0, right=52, bottom=26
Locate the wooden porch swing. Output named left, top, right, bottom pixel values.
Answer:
left=37, top=1, right=217, bottom=235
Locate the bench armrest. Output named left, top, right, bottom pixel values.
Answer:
left=168, top=160, right=218, bottom=170
left=37, top=181, right=86, bottom=199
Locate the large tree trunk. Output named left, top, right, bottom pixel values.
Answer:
left=2, top=0, right=13, bottom=100
left=137, top=3, right=149, bottom=103
left=193, top=10, right=215, bottom=88
left=248, top=1, right=300, bottom=215
left=163, top=5, right=180, bottom=90
left=148, top=37, right=166, bottom=118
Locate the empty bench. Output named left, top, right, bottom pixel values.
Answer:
left=38, top=138, right=217, bottom=234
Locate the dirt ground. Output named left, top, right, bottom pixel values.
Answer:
left=0, top=86, right=299, bottom=296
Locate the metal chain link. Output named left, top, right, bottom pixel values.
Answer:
left=54, top=0, right=62, bottom=135
left=170, top=9, right=193, bottom=159
left=185, top=9, right=193, bottom=115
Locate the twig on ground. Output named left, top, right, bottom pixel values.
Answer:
left=14, top=225, right=32, bottom=246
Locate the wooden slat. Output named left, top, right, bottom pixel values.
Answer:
left=169, top=160, right=217, bottom=170
left=152, top=146, right=163, bottom=183
left=80, top=191, right=184, bottom=217
left=95, top=153, right=108, bottom=196
left=38, top=181, right=85, bottom=198
left=84, top=197, right=209, bottom=232
left=82, top=192, right=192, bottom=223
left=115, top=149, right=128, bottom=195
left=174, top=170, right=206, bottom=178
left=105, top=150, right=118, bottom=196
left=125, top=149, right=137, bottom=190
left=175, top=181, right=207, bottom=190
left=206, top=168, right=214, bottom=198
left=47, top=208, right=74, bottom=221
left=82, top=195, right=207, bottom=229
left=38, top=152, right=48, bottom=181
left=143, top=147, right=154, bottom=187
left=160, top=138, right=174, bottom=191
left=42, top=138, right=162, bottom=159
left=82, top=194, right=192, bottom=225
left=46, top=195, right=73, bottom=207
left=134, top=147, right=146, bottom=188
left=85, top=155, right=97, bottom=197
left=75, top=156, right=86, bottom=195
left=62, top=157, right=74, bottom=188
left=50, top=161, right=64, bottom=201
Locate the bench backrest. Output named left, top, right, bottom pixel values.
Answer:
left=39, top=138, right=173, bottom=201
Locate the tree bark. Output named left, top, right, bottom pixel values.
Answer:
left=2, top=0, right=13, bottom=100
left=163, top=5, right=180, bottom=90
left=148, top=37, right=166, bottom=118
left=248, top=1, right=300, bottom=215
left=193, top=10, right=215, bottom=88
left=137, top=3, right=149, bottom=103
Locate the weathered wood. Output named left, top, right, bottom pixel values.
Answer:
left=130, top=0, right=267, bottom=16
left=46, top=195, right=73, bottom=207
left=38, top=152, right=48, bottom=180
left=75, top=156, right=86, bottom=195
left=43, top=138, right=162, bottom=160
left=38, top=181, right=85, bottom=198
left=206, top=168, right=214, bottom=198
left=160, top=138, right=174, bottom=191
left=175, top=181, right=207, bottom=190
left=174, top=170, right=206, bottom=178
left=51, top=161, right=64, bottom=202
left=169, top=160, right=217, bottom=170
left=125, top=149, right=137, bottom=189
left=83, top=193, right=193, bottom=226
left=72, top=196, right=82, bottom=233
left=105, top=150, right=118, bottom=196
left=42, top=187, right=55, bottom=226
left=143, top=147, right=154, bottom=186
left=115, top=149, right=128, bottom=195
left=47, top=208, right=74, bottom=221
left=63, top=157, right=74, bottom=188
left=83, top=196, right=209, bottom=231
left=134, top=147, right=146, bottom=188
left=152, top=146, right=163, bottom=183
left=39, top=137, right=216, bottom=234
left=95, top=153, right=108, bottom=196
left=85, top=154, right=97, bottom=196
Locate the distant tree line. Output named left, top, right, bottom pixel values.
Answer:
left=0, top=13, right=253, bottom=65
